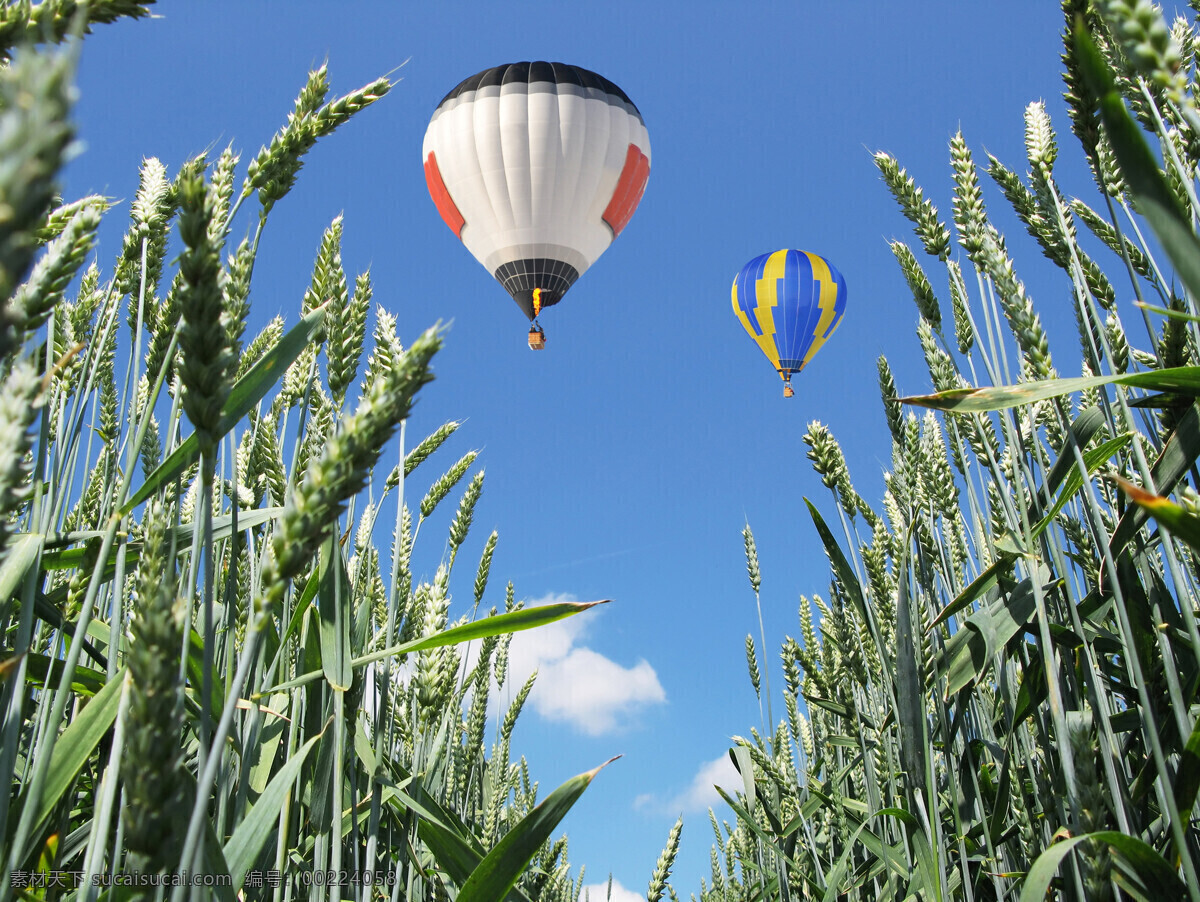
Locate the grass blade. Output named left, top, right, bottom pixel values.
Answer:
left=1020, top=830, right=1187, bottom=902
left=1137, top=301, right=1200, bottom=324
left=317, top=535, right=352, bottom=690
left=456, top=757, right=617, bottom=902
left=901, top=368, right=1200, bottom=413
left=938, top=577, right=1047, bottom=696
left=17, top=653, right=106, bottom=696
left=1175, top=716, right=1200, bottom=826
left=1031, top=433, right=1133, bottom=540
left=224, top=732, right=321, bottom=890
left=260, top=599, right=609, bottom=694
left=15, top=668, right=124, bottom=842
left=1113, top=475, right=1200, bottom=552
left=894, top=527, right=928, bottom=798
left=805, top=499, right=889, bottom=683
left=0, top=533, right=41, bottom=604
left=1110, top=402, right=1200, bottom=555
left=928, top=551, right=1017, bottom=632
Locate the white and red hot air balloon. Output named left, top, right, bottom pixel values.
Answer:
left=422, top=61, right=651, bottom=348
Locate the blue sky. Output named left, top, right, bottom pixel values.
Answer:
left=64, top=1, right=1105, bottom=895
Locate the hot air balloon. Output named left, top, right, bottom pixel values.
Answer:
left=732, top=250, right=847, bottom=397
left=423, top=62, right=651, bottom=349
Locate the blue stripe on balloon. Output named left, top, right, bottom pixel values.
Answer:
left=735, top=254, right=767, bottom=336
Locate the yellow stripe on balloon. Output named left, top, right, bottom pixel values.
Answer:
left=801, top=252, right=842, bottom=368
left=750, top=250, right=788, bottom=370
left=730, top=287, right=755, bottom=341
left=731, top=271, right=780, bottom=371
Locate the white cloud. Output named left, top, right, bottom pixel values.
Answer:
left=636, top=753, right=743, bottom=815
left=581, top=878, right=644, bottom=902
left=487, top=594, right=667, bottom=735
left=668, top=754, right=743, bottom=813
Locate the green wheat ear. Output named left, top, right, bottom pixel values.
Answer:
left=176, top=158, right=235, bottom=451
left=1098, top=0, right=1190, bottom=102
left=949, top=129, right=998, bottom=271
left=741, top=523, right=760, bottom=594
left=328, top=269, right=371, bottom=406
left=116, top=156, right=172, bottom=309
left=449, top=469, right=485, bottom=555
left=0, top=360, right=39, bottom=557
left=14, top=201, right=101, bottom=335
left=123, top=502, right=187, bottom=873
left=873, top=150, right=951, bottom=260
left=395, top=418, right=460, bottom=485
left=947, top=260, right=975, bottom=354
left=421, top=450, right=479, bottom=518
left=0, top=38, right=75, bottom=355
left=981, top=232, right=1056, bottom=379
left=647, top=816, right=684, bottom=902
left=244, top=67, right=390, bottom=214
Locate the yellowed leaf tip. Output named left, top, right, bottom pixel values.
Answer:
left=1111, top=474, right=1161, bottom=505
left=0, top=652, right=26, bottom=681
left=585, top=755, right=623, bottom=780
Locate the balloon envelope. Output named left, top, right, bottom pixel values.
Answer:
left=731, top=250, right=847, bottom=382
left=423, top=61, right=651, bottom=321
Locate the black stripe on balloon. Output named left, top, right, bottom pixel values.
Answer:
left=493, top=258, right=580, bottom=320
left=437, top=61, right=641, bottom=116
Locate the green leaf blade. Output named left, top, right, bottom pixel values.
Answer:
left=455, top=758, right=616, bottom=902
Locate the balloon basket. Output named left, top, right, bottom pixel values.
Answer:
left=528, top=327, right=546, bottom=350
left=783, top=384, right=794, bottom=398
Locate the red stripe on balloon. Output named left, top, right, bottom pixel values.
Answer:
left=424, top=152, right=466, bottom=237
left=602, top=144, right=649, bottom=237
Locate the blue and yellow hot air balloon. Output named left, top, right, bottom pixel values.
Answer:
left=732, top=250, right=847, bottom=397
